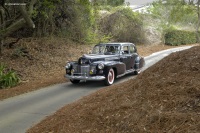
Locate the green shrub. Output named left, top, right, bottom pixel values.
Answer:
left=165, top=30, right=196, bottom=46
left=0, top=64, right=19, bottom=89
left=99, top=8, right=144, bottom=43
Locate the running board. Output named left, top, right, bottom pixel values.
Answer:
left=116, top=69, right=136, bottom=78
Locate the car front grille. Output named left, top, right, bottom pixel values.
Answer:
left=73, top=65, right=90, bottom=76
left=78, top=58, right=90, bottom=65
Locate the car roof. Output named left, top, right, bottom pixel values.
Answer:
left=97, top=42, right=135, bottom=46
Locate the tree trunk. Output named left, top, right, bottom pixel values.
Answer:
left=0, top=38, right=2, bottom=56
left=18, top=5, right=35, bottom=28
left=0, top=8, right=5, bottom=55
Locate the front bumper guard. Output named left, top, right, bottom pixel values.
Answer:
left=65, top=74, right=105, bottom=81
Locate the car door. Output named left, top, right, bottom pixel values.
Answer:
left=120, top=44, right=135, bottom=70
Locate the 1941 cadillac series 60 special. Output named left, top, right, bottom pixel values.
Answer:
left=65, top=42, right=145, bottom=86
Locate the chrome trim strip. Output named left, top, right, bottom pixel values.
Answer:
left=65, top=75, right=105, bottom=81
left=116, top=69, right=139, bottom=78
left=116, top=73, right=125, bottom=78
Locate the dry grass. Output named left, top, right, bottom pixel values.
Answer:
left=27, top=46, right=200, bottom=133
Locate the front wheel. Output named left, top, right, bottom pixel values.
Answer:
left=70, top=79, right=80, bottom=84
left=104, top=68, right=115, bottom=86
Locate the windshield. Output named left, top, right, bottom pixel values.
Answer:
left=92, top=45, right=120, bottom=55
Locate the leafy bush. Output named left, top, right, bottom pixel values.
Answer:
left=91, top=0, right=124, bottom=7
left=165, top=30, right=197, bottom=46
left=0, top=64, right=19, bottom=89
left=99, top=7, right=145, bottom=43
left=31, top=0, right=94, bottom=44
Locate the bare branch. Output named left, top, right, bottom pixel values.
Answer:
left=29, top=0, right=37, bottom=14
left=18, top=5, right=35, bottom=28
left=0, top=19, right=25, bottom=39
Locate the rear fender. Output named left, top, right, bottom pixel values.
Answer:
left=134, top=56, right=145, bottom=69
left=139, top=57, right=145, bottom=68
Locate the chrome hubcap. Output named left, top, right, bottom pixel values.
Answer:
left=108, top=69, right=114, bottom=84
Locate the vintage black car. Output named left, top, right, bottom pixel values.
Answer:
left=65, top=42, right=145, bottom=85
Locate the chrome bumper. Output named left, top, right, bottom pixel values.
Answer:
left=65, top=74, right=105, bottom=81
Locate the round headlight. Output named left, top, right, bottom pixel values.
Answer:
left=98, top=63, right=104, bottom=70
left=65, top=63, right=71, bottom=69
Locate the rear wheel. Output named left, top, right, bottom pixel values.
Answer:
left=70, top=79, right=80, bottom=84
left=134, top=58, right=140, bottom=75
left=104, top=68, right=115, bottom=86
left=133, top=70, right=140, bottom=75
left=134, top=70, right=138, bottom=75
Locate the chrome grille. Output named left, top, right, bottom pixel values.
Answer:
left=73, top=65, right=90, bottom=76
left=78, top=58, right=90, bottom=65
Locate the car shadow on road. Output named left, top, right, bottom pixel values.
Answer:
left=66, top=73, right=137, bottom=90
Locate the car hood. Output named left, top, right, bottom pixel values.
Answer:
left=83, top=54, right=117, bottom=59
left=79, top=54, right=120, bottom=64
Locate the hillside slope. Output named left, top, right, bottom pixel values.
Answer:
left=27, top=46, right=200, bottom=132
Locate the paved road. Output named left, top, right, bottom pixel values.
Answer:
left=0, top=46, right=193, bottom=133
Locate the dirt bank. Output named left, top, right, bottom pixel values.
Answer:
left=27, top=46, right=200, bottom=132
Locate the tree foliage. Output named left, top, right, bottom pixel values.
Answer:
left=0, top=0, right=94, bottom=43
left=148, top=0, right=200, bottom=44
left=149, top=0, right=197, bottom=27
left=99, top=8, right=144, bottom=43
left=165, top=30, right=197, bottom=45
left=91, top=0, right=125, bottom=6
left=0, top=0, right=143, bottom=46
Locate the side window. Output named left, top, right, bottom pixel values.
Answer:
left=130, top=45, right=136, bottom=54
left=105, top=46, right=118, bottom=53
left=122, top=46, right=129, bottom=54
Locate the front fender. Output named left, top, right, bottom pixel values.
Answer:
left=103, top=61, right=126, bottom=76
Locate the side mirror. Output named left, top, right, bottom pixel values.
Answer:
left=134, top=47, right=137, bottom=53
left=135, top=49, right=137, bottom=53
